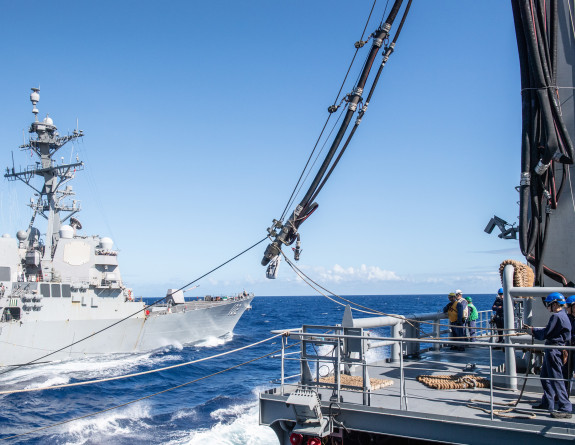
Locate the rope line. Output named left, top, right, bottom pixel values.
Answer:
left=0, top=237, right=268, bottom=376
left=278, top=0, right=390, bottom=221
left=466, top=398, right=537, bottom=419
left=0, top=333, right=284, bottom=395
left=282, top=253, right=521, bottom=337
left=0, top=339, right=290, bottom=442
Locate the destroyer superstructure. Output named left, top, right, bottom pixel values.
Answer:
left=0, top=89, right=253, bottom=367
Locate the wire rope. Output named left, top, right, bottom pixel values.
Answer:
left=286, top=105, right=347, bottom=215
left=282, top=252, right=522, bottom=337
left=0, top=338, right=292, bottom=442
left=278, top=0, right=383, bottom=221
left=0, top=333, right=283, bottom=395
left=0, top=236, right=268, bottom=376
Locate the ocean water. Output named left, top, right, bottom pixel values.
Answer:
left=0, top=294, right=496, bottom=444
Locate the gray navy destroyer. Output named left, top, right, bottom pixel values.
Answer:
left=0, top=89, right=253, bottom=368
left=258, top=1, right=575, bottom=444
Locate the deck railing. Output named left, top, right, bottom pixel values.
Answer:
left=270, top=327, right=575, bottom=421
left=267, top=265, right=575, bottom=421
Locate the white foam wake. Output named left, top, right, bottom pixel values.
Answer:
left=0, top=349, right=179, bottom=392
left=168, top=401, right=278, bottom=445
left=194, top=332, right=233, bottom=348
left=57, top=402, right=153, bottom=445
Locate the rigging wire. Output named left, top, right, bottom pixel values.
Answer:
left=286, top=105, right=347, bottom=216
left=279, top=0, right=382, bottom=221
left=0, top=339, right=293, bottom=442
left=282, top=251, right=521, bottom=335
left=0, top=236, right=268, bottom=377
left=308, top=0, right=412, bottom=205
left=0, top=333, right=284, bottom=395
left=379, top=0, right=391, bottom=27
left=262, top=0, right=408, bottom=269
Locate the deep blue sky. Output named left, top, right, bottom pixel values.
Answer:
left=0, top=1, right=523, bottom=297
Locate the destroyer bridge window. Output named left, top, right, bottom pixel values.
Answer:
left=51, top=284, right=61, bottom=298
left=40, top=283, right=50, bottom=298
left=62, top=284, right=71, bottom=298
left=1, top=307, right=21, bottom=322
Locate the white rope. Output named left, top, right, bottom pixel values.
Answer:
left=569, top=0, right=575, bottom=43
left=0, top=333, right=284, bottom=395
left=567, top=165, right=575, bottom=216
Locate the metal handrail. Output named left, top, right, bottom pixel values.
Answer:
left=274, top=329, right=572, bottom=418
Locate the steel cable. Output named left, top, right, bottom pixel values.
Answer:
left=0, top=336, right=293, bottom=442
left=0, top=236, right=268, bottom=376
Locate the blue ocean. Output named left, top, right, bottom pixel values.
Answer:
left=0, top=294, right=496, bottom=444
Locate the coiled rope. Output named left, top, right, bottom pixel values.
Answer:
left=499, top=260, right=534, bottom=288
left=416, top=375, right=490, bottom=390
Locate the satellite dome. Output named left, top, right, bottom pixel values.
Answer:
left=43, top=116, right=54, bottom=126
left=59, top=225, right=74, bottom=239
left=100, top=237, right=113, bottom=250
left=2, top=233, right=11, bottom=239
left=16, top=230, right=27, bottom=241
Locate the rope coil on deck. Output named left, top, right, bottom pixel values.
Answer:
left=318, top=374, right=393, bottom=391
left=499, top=259, right=534, bottom=288
left=416, top=374, right=490, bottom=390
left=467, top=399, right=537, bottom=419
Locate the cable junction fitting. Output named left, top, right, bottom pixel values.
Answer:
left=520, top=172, right=531, bottom=186
left=534, top=159, right=550, bottom=175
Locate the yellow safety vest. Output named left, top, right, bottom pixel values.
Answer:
left=448, top=301, right=458, bottom=322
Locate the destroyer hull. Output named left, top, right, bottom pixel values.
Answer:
left=0, top=297, right=253, bottom=367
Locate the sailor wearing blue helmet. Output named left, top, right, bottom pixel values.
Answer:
left=526, top=292, right=572, bottom=418
left=491, top=288, right=505, bottom=343
left=565, top=296, right=575, bottom=389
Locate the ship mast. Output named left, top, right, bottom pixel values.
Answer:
left=4, top=88, right=84, bottom=281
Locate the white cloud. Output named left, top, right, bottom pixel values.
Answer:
left=317, top=264, right=401, bottom=284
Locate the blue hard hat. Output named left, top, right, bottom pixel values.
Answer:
left=545, top=292, right=566, bottom=305
left=566, top=295, right=575, bottom=306
left=498, top=288, right=503, bottom=294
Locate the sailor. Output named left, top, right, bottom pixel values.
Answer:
left=465, top=296, right=478, bottom=342
left=442, top=293, right=458, bottom=349
left=565, top=295, right=575, bottom=388
left=492, top=288, right=505, bottom=344
left=526, top=292, right=572, bottom=419
left=442, top=293, right=456, bottom=314
left=453, top=290, right=468, bottom=351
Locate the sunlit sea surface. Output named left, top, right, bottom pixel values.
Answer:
left=0, top=294, right=496, bottom=444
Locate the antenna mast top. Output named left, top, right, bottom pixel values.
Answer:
left=30, top=87, right=40, bottom=121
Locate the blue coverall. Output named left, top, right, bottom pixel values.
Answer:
left=533, top=309, right=572, bottom=413
left=492, top=297, right=504, bottom=343
left=453, top=298, right=468, bottom=341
